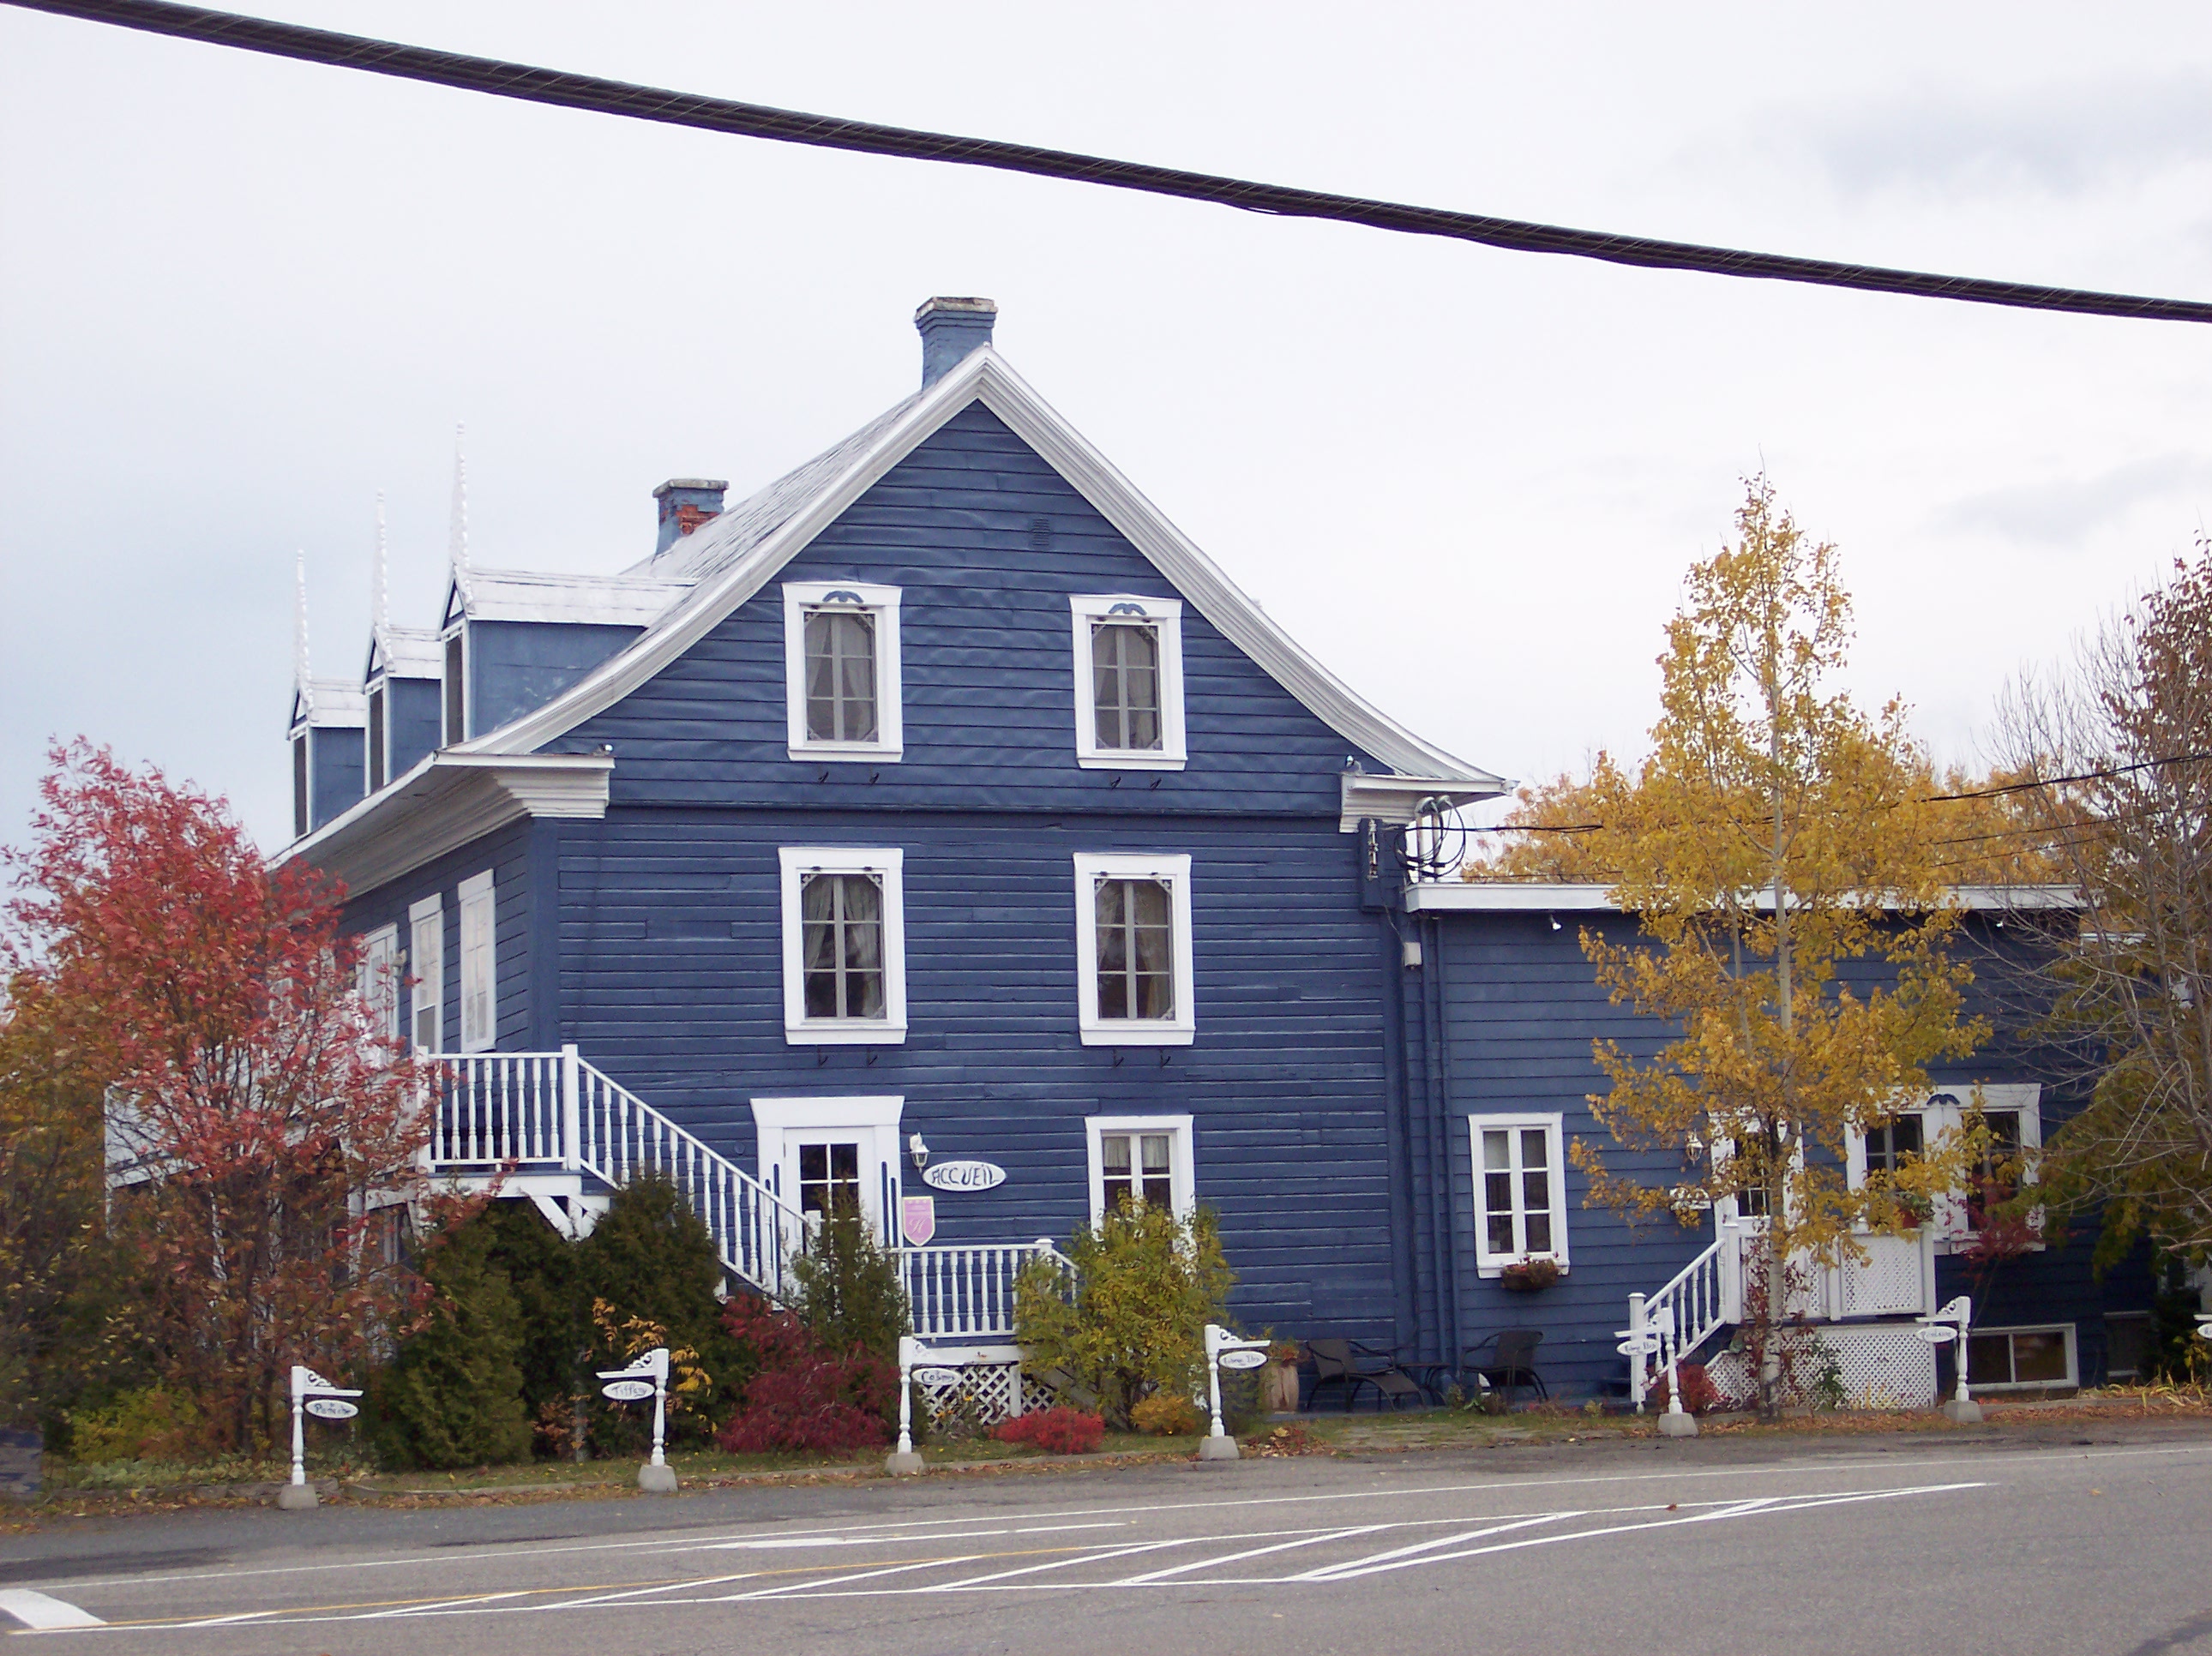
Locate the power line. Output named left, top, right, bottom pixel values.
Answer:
left=11, top=0, right=2212, bottom=325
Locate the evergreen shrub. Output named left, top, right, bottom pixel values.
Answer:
left=370, top=1221, right=532, bottom=1470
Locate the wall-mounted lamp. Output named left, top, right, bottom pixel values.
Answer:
left=1548, top=914, right=1562, bottom=932
left=908, top=1132, right=930, bottom=1171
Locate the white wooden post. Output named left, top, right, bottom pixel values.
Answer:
left=560, top=1043, right=581, bottom=1173
left=280, top=1365, right=361, bottom=1511
left=887, top=1335, right=923, bottom=1476
left=598, top=1347, right=676, bottom=1491
left=1205, top=1323, right=1228, bottom=1440
left=1654, top=1303, right=1697, bottom=1437
left=1626, top=1292, right=1649, bottom=1413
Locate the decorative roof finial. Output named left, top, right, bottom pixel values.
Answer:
left=448, top=423, right=472, bottom=610
left=371, top=490, right=389, bottom=650
left=294, top=549, right=313, bottom=717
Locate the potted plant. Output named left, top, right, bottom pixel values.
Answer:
left=1263, top=1343, right=1303, bottom=1413
left=1498, top=1258, right=1561, bottom=1293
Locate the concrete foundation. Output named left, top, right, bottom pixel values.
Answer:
left=885, top=1450, right=926, bottom=1476
left=275, top=1483, right=318, bottom=1510
left=1941, top=1398, right=1985, bottom=1425
left=1656, top=1412, right=1700, bottom=1437
left=637, top=1463, right=678, bottom=1493
left=1197, top=1436, right=1241, bottom=1461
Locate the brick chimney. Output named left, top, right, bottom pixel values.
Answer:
left=652, top=478, right=728, bottom=554
left=916, top=297, right=997, bottom=389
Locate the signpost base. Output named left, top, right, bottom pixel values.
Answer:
left=1940, top=1399, right=1984, bottom=1425
left=637, top=1463, right=677, bottom=1493
left=276, top=1483, right=318, bottom=1510
left=1656, top=1413, right=1698, bottom=1438
left=1197, top=1436, right=1241, bottom=1462
left=885, top=1450, right=925, bottom=1476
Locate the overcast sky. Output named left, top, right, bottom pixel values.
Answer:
left=3, top=2, right=2209, bottom=851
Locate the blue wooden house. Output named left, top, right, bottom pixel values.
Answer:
left=284, top=297, right=2157, bottom=1412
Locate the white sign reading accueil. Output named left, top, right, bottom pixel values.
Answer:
left=922, top=1160, right=1007, bottom=1193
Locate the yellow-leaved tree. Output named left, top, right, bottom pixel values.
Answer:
left=1571, top=479, right=1985, bottom=1414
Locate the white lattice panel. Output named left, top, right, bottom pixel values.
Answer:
left=1693, top=1325, right=1933, bottom=1411
left=918, top=1362, right=1023, bottom=1427
left=1839, top=1238, right=1926, bottom=1317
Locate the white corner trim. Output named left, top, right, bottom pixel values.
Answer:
left=777, top=846, right=908, bottom=1045
left=1070, top=593, right=1186, bottom=770
left=458, top=349, right=1506, bottom=792
left=782, top=580, right=905, bottom=761
left=280, top=751, right=612, bottom=897
left=1084, top=1113, right=1197, bottom=1222
left=1073, top=852, right=1196, bottom=1047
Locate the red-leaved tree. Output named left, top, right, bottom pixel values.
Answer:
left=3, top=742, right=432, bottom=1453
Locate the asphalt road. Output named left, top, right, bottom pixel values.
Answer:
left=5, top=1429, right=2210, bottom=1654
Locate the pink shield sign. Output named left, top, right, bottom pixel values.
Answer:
left=901, top=1195, right=937, bottom=1246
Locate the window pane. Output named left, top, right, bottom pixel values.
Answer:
left=1091, top=621, right=1163, bottom=751
left=1966, top=1333, right=2013, bottom=1385
left=802, top=873, right=886, bottom=1020
left=804, top=610, right=876, bottom=742
left=1096, top=878, right=1175, bottom=1021
left=2011, top=1331, right=2068, bottom=1383
left=1520, top=1128, right=1548, bottom=1169
left=1141, top=1135, right=1171, bottom=1173
left=1102, top=1135, right=1131, bottom=1175
left=1482, top=1131, right=1509, bottom=1173
left=1142, top=1174, right=1174, bottom=1206
left=1522, top=1167, right=1550, bottom=1217
left=1892, top=1115, right=1924, bottom=1158
left=1524, top=1211, right=1553, bottom=1252
left=799, top=1143, right=826, bottom=1183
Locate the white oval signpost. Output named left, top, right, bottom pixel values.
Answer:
left=1217, top=1348, right=1269, bottom=1371
left=597, top=1347, right=676, bottom=1491
left=911, top=1366, right=962, bottom=1389
left=1202, top=1323, right=1273, bottom=1460
left=921, top=1160, right=1007, bottom=1193
left=284, top=1365, right=364, bottom=1509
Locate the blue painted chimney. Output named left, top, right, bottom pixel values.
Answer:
left=652, top=477, right=728, bottom=554
left=916, top=297, right=997, bottom=388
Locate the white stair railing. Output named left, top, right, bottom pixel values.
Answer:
left=900, top=1239, right=1074, bottom=1341
left=1627, top=1222, right=1740, bottom=1411
left=427, top=1047, right=806, bottom=1301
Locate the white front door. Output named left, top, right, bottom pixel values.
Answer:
left=751, top=1095, right=905, bottom=1244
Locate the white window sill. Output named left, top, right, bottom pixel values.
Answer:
left=784, top=1021, right=908, bottom=1047
left=789, top=740, right=904, bottom=764
left=1079, top=1023, right=1195, bottom=1047
left=1076, top=752, right=1187, bottom=771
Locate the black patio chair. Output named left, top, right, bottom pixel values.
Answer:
left=1306, top=1338, right=1427, bottom=1412
left=1463, top=1329, right=1548, bottom=1407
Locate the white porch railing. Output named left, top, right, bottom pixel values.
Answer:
left=899, top=1240, right=1074, bottom=1341
left=427, top=1048, right=807, bottom=1302
left=1626, top=1222, right=1937, bottom=1410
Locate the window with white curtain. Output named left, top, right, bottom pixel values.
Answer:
left=1073, top=853, right=1195, bottom=1045
left=783, top=582, right=903, bottom=760
left=458, top=870, right=496, bottom=1053
left=1069, top=595, right=1186, bottom=769
left=778, top=848, right=907, bottom=1044
left=356, top=924, right=401, bottom=1041
left=408, top=893, right=444, bottom=1053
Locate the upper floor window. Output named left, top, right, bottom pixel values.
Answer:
left=1070, top=595, right=1185, bottom=770
left=778, top=847, right=907, bottom=1044
left=784, top=582, right=902, bottom=761
left=1470, top=1113, right=1569, bottom=1277
left=408, top=893, right=444, bottom=1053
left=458, top=869, right=496, bottom=1053
left=357, top=923, right=401, bottom=1041
left=1845, top=1084, right=2043, bottom=1249
left=1073, top=853, right=1194, bottom=1046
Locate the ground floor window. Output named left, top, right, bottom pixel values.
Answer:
left=1967, top=1323, right=2077, bottom=1389
left=1085, top=1114, right=1193, bottom=1221
left=797, top=1140, right=863, bottom=1218
left=1469, top=1113, right=1569, bottom=1277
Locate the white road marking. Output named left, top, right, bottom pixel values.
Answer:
left=922, top=1537, right=1202, bottom=1590
left=0, top=1591, right=105, bottom=1630
left=720, top=1555, right=994, bottom=1600
left=550, top=1575, right=757, bottom=1611
left=1109, top=1525, right=1393, bottom=1583
left=698, top=1520, right=1130, bottom=1551
left=353, top=1590, right=535, bottom=1619
left=29, top=1441, right=2209, bottom=1600
left=1288, top=1512, right=1584, bottom=1580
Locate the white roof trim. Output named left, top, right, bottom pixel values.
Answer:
left=447, top=567, right=694, bottom=628
left=279, top=751, right=613, bottom=896
left=459, top=349, right=1504, bottom=787
left=292, top=679, right=365, bottom=730
left=1409, top=880, right=2082, bottom=914
left=1339, top=772, right=1509, bottom=833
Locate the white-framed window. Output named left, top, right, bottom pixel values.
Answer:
left=783, top=581, right=903, bottom=761
left=1469, top=1113, right=1570, bottom=1277
left=356, top=923, right=401, bottom=1041
left=1085, top=1114, right=1195, bottom=1221
left=458, top=869, right=496, bottom=1053
left=408, top=892, right=444, bottom=1053
left=778, top=847, right=907, bottom=1045
left=1069, top=594, right=1186, bottom=770
left=1966, top=1323, right=2077, bottom=1390
left=1072, top=852, right=1195, bottom=1046
left=1851, top=1084, right=2042, bottom=1250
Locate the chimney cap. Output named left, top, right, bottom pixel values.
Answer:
left=913, top=296, right=997, bottom=323
left=652, top=477, right=729, bottom=498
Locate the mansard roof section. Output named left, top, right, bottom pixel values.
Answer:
left=442, top=567, right=695, bottom=629
left=460, top=349, right=1502, bottom=788
left=289, top=678, right=365, bottom=731
left=365, top=625, right=442, bottom=684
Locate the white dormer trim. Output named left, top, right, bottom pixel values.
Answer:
left=450, top=349, right=1504, bottom=795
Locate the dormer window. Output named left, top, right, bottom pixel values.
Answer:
left=783, top=582, right=902, bottom=760
left=1070, top=595, right=1185, bottom=769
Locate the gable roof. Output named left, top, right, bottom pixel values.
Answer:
left=442, top=567, right=696, bottom=629
left=458, top=348, right=1503, bottom=788
left=366, top=625, right=442, bottom=684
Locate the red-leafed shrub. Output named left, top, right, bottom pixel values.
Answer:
left=713, top=1293, right=896, bottom=1455
left=1646, top=1361, right=1729, bottom=1416
left=992, top=1407, right=1104, bottom=1455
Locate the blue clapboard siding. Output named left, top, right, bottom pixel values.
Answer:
left=387, top=677, right=442, bottom=778
left=1421, top=909, right=2159, bottom=1398
left=554, top=406, right=1386, bottom=812
left=550, top=806, right=1400, bottom=1342
left=471, top=620, right=642, bottom=741
left=310, top=726, right=364, bottom=831
left=340, top=820, right=534, bottom=1055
